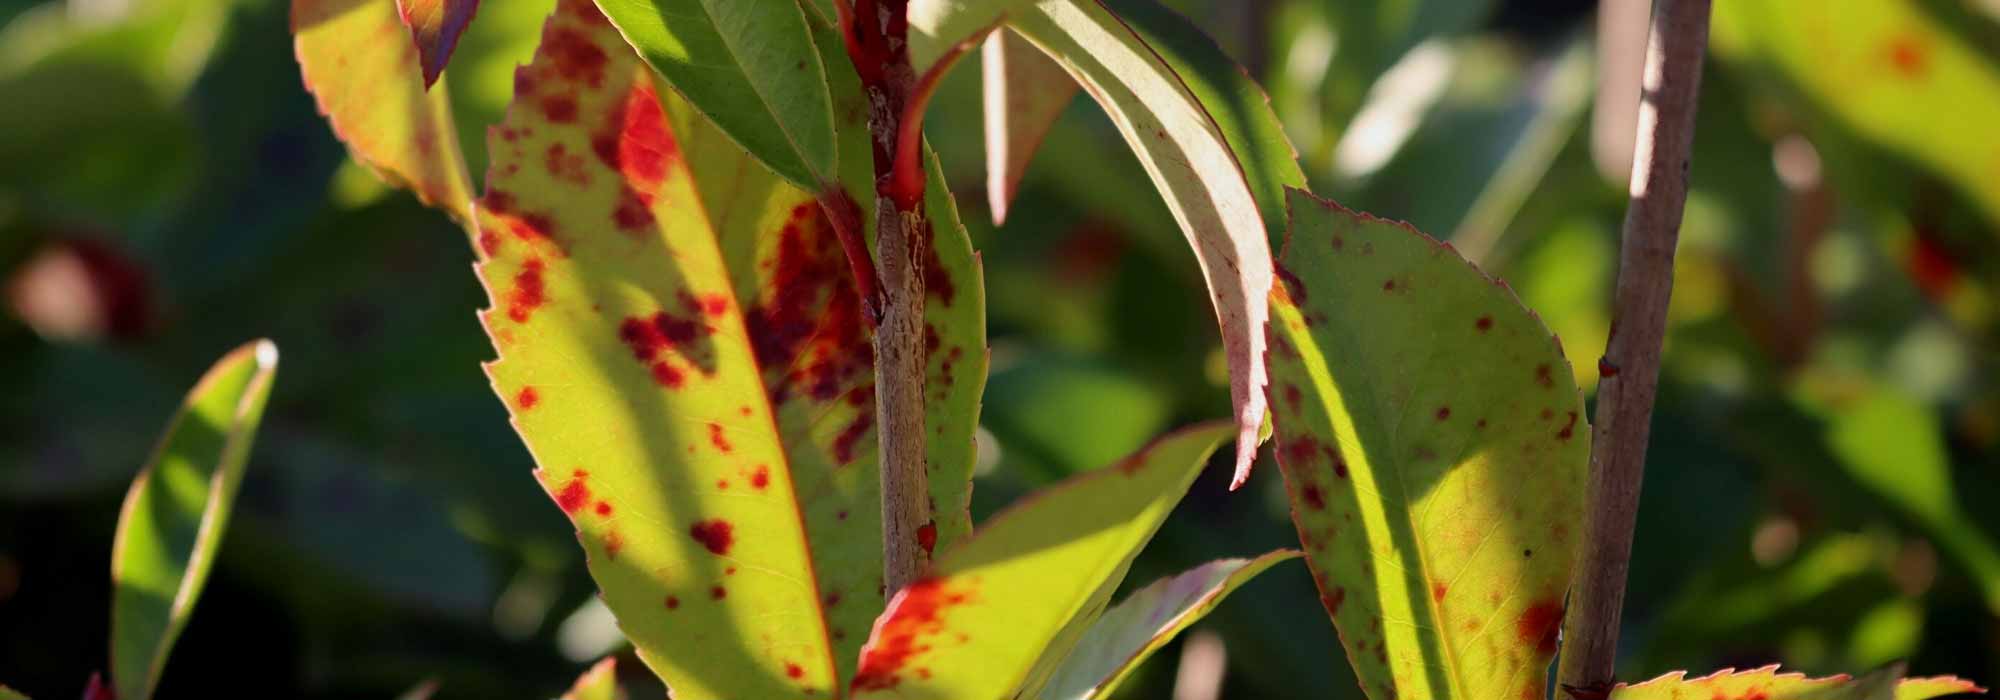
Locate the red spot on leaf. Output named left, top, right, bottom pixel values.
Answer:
left=1283, top=384, right=1303, bottom=413
left=689, top=519, right=734, bottom=555
left=541, top=25, right=607, bottom=88
left=1321, top=586, right=1345, bottom=614
left=1274, top=264, right=1307, bottom=304
left=1435, top=406, right=1451, bottom=421
left=1557, top=411, right=1578, bottom=441
left=594, top=501, right=613, bottom=517
left=1886, top=34, right=1929, bottom=79
left=604, top=530, right=623, bottom=559
left=664, top=595, right=680, bottom=609
left=708, top=422, right=733, bottom=453
left=747, top=203, right=871, bottom=405
left=1535, top=363, right=1554, bottom=388
left=544, top=143, right=589, bottom=185
left=1301, top=484, right=1327, bottom=511
left=507, top=258, right=547, bottom=323
left=851, top=578, right=973, bottom=692
left=541, top=95, right=578, bottom=123
left=478, top=230, right=501, bottom=257
left=1516, top=599, right=1563, bottom=654
left=711, top=585, right=727, bottom=600
left=1382, top=279, right=1396, bottom=292
left=749, top=464, right=771, bottom=490
left=554, top=470, right=590, bottom=513
left=917, top=521, right=937, bottom=555
left=786, top=662, right=805, bottom=679
left=517, top=386, right=539, bottom=410
left=1432, top=583, right=1448, bottom=602
left=833, top=413, right=872, bottom=464
left=1475, top=315, right=1493, bottom=332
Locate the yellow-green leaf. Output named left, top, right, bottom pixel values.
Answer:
left=594, top=0, right=837, bottom=188
left=980, top=28, right=1077, bottom=225
left=1010, top=0, right=1305, bottom=488
left=294, top=0, right=476, bottom=221
left=471, top=1, right=983, bottom=696
left=0, top=684, right=29, bottom=700
left=850, top=422, right=1233, bottom=698
left=561, top=658, right=625, bottom=700
left=109, top=340, right=279, bottom=700
left=1039, top=549, right=1300, bottom=700
left=909, top=0, right=1039, bottom=73
left=1267, top=189, right=1587, bottom=700
left=1712, top=0, right=2000, bottom=225
left=1612, top=666, right=1982, bottom=700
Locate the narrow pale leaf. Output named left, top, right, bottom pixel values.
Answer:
left=1267, top=189, right=1587, bottom=700
left=1612, top=666, right=1982, bottom=700
left=472, top=2, right=983, bottom=696
left=294, top=0, right=476, bottom=221
left=909, top=0, right=1039, bottom=72
left=110, top=340, right=279, bottom=700
left=394, top=0, right=481, bottom=88
left=1039, top=549, right=1300, bottom=700
left=1011, top=0, right=1305, bottom=488
left=561, top=658, right=624, bottom=700
left=1712, top=0, right=2000, bottom=225
left=594, top=0, right=837, bottom=188
left=850, top=422, right=1233, bottom=699
left=981, top=28, right=1077, bottom=225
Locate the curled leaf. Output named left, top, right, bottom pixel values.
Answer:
left=394, top=0, right=481, bottom=88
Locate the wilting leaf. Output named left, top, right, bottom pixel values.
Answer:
left=1611, top=666, right=1982, bottom=700
left=471, top=1, right=983, bottom=696
left=594, top=0, right=837, bottom=188
left=980, top=28, right=1077, bottom=225
left=395, top=0, right=480, bottom=87
left=110, top=340, right=279, bottom=700
left=561, top=658, right=624, bottom=700
left=1823, top=389, right=2000, bottom=609
left=849, top=422, right=1232, bottom=698
left=1011, top=0, right=1306, bottom=488
left=294, top=0, right=477, bottom=222
left=1039, top=549, right=1301, bottom=700
left=1712, top=0, right=2000, bottom=225
left=1266, top=189, right=1587, bottom=700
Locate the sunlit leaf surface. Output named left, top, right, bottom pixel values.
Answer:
left=469, top=1, right=982, bottom=695
left=110, top=340, right=279, bottom=700
left=980, top=28, right=1077, bottom=225
left=1612, top=665, right=1981, bottom=700
left=560, top=658, right=623, bottom=700
left=1266, top=189, right=1587, bottom=700
left=850, top=422, right=1232, bottom=698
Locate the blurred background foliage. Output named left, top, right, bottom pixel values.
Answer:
left=2, top=0, right=1998, bottom=696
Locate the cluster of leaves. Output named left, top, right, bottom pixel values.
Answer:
left=3, top=0, right=2000, bottom=697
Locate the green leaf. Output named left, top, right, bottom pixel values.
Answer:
left=1823, top=389, right=2000, bottom=610
left=470, top=2, right=983, bottom=696
left=1009, top=0, right=1306, bottom=488
left=294, top=0, right=478, bottom=222
left=594, top=0, right=837, bottom=188
left=109, top=340, right=280, bottom=700
left=850, top=422, right=1232, bottom=698
left=0, top=684, right=28, bottom=700
left=1039, top=549, right=1301, bottom=700
left=1712, top=0, right=2000, bottom=226
left=1266, top=189, right=1587, bottom=700
left=979, top=28, right=1077, bottom=225
left=561, top=658, right=625, bottom=700
left=394, top=0, right=481, bottom=87
left=1611, top=666, right=1982, bottom=700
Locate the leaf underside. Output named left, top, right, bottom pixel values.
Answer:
left=1039, top=549, right=1301, bottom=700
left=110, top=340, right=278, bottom=700
left=1009, top=0, right=1306, bottom=488
left=1267, top=189, right=1588, bottom=700
left=469, top=1, right=982, bottom=697
left=980, top=28, right=1078, bottom=225
left=850, top=422, right=1233, bottom=699
left=1612, top=665, right=1983, bottom=700
left=294, top=0, right=476, bottom=222
left=394, top=0, right=481, bottom=87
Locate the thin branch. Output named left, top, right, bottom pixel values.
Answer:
left=1558, top=0, right=1711, bottom=697
left=844, top=0, right=933, bottom=594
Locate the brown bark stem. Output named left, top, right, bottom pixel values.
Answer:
left=1558, top=0, right=1710, bottom=697
left=846, top=0, right=932, bottom=595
